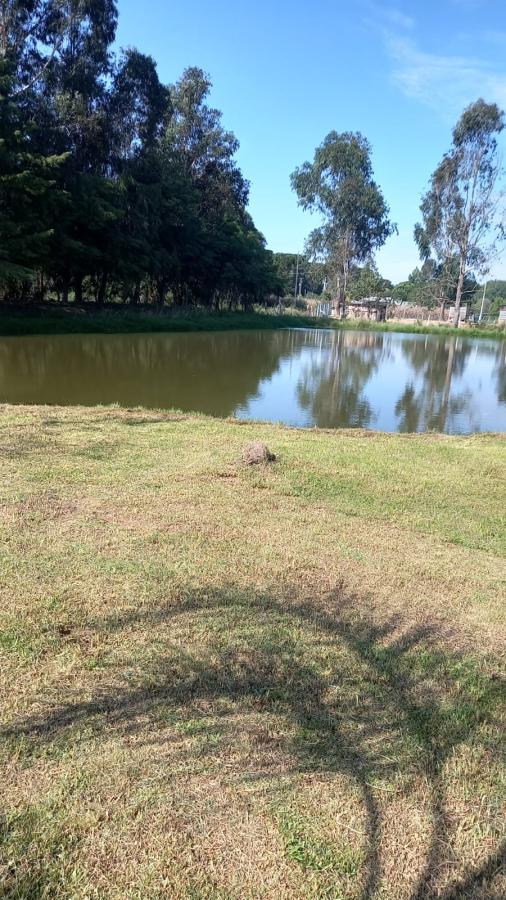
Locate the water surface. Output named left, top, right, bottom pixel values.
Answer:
left=1, top=328, right=505, bottom=433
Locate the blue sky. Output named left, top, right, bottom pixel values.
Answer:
left=116, top=0, right=506, bottom=283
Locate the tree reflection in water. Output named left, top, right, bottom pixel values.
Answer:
left=494, top=340, right=506, bottom=403
left=0, top=328, right=504, bottom=433
left=296, top=330, right=387, bottom=429
left=395, top=336, right=476, bottom=433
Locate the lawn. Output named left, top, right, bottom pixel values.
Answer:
left=0, top=405, right=505, bottom=898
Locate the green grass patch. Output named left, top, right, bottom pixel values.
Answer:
left=0, top=405, right=504, bottom=898
left=0, top=627, right=34, bottom=658
left=276, top=808, right=362, bottom=876
left=0, top=305, right=504, bottom=339
left=0, top=307, right=316, bottom=337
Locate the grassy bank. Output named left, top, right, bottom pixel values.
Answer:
left=0, top=308, right=316, bottom=337
left=331, top=317, right=506, bottom=339
left=0, top=305, right=504, bottom=339
left=0, top=405, right=505, bottom=898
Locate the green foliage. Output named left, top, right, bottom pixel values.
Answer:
left=272, top=253, right=325, bottom=297
left=291, top=131, right=395, bottom=308
left=347, top=264, right=392, bottom=301
left=393, top=259, right=479, bottom=311
left=471, top=280, right=506, bottom=317
left=415, top=98, right=504, bottom=325
left=0, top=61, right=67, bottom=288
left=0, top=5, right=280, bottom=308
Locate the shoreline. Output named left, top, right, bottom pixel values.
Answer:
left=2, top=403, right=505, bottom=438
left=0, top=306, right=504, bottom=339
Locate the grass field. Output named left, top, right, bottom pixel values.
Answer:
left=0, top=405, right=505, bottom=898
left=0, top=306, right=504, bottom=340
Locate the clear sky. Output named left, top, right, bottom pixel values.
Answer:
left=116, top=0, right=506, bottom=283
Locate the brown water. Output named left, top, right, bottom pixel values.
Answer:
left=1, top=328, right=505, bottom=433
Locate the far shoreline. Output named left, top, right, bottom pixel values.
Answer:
left=0, top=306, right=504, bottom=340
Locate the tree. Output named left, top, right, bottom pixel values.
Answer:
left=165, top=67, right=248, bottom=216
left=348, top=264, right=392, bottom=302
left=0, top=4, right=280, bottom=309
left=13, top=0, right=121, bottom=302
left=291, top=131, right=395, bottom=315
left=0, top=1, right=61, bottom=93
left=272, top=253, right=325, bottom=298
left=393, top=260, right=478, bottom=320
left=157, top=66, right=279, bottom=310
left=110, top=49, right=169, bottom=166
left=415, top=98, right=505, bottom=327
left=0, top=59, right=66, bottom=292
left=472, top=280, right=506, bottom=318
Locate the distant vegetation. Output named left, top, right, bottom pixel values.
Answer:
left=0, top=3, right=505, bottom=329
left=290, top=100, right=505, bottom=326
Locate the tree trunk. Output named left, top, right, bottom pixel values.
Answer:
left=337, top=256, right=349, bottom=319
left=453, top=262, right=466, bottom=328
left=74, top=275, right=83, bottom=306
left=337, top=271, right=346, bottom=318
left=62, top=274, right=70, bottom=305
left=130, top=282, right=140, bottom=306
left=96, top=271, right=108, bottom=307
left=157, top=279, right=167, bottom=311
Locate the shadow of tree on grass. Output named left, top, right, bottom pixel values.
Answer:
left=2, top=585, right=505, bottom=898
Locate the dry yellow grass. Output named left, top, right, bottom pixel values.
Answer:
left=0, top=405, right=505, bottom=899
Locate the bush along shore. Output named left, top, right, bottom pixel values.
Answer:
left=0, top=305, right=505, bottom=339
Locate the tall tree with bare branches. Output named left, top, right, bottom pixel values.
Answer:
left=415, top=99, right=505, bottom=327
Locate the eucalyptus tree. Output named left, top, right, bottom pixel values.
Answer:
left=0, top=0, right=56, bottom=91
left=110, top=49, right=169, bottom=165
left=162, top=66, right=270, bottom=308
left=41, top=1, right=120, bottom=301
left=0, top=65, right=64, bottom=292
left=415, top=99, right=505, bottom=327
left=0, top=4, right=281, bottom=307
left=103, top=49, right=171, bottom=305
left=291, top=131, right=395, bottom=315
left=393, top=260, right=478, bottom=320
left=0, top=5, right=67, bottom=293
left=165, top=66, right=248, bottom=216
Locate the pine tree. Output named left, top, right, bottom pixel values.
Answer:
left=0, top=62, right=66, bottom=294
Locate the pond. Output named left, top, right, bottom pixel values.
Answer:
left=0, top=328, right=505, bottom=434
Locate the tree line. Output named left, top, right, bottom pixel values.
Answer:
left=1, top=2, right=505, bottom=325
left=0, top=0, right=282, bottom=309
left=290, top=99, right=505, bottom=325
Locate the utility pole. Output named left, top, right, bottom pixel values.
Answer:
left=479, top=281, right=487, bottom=322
